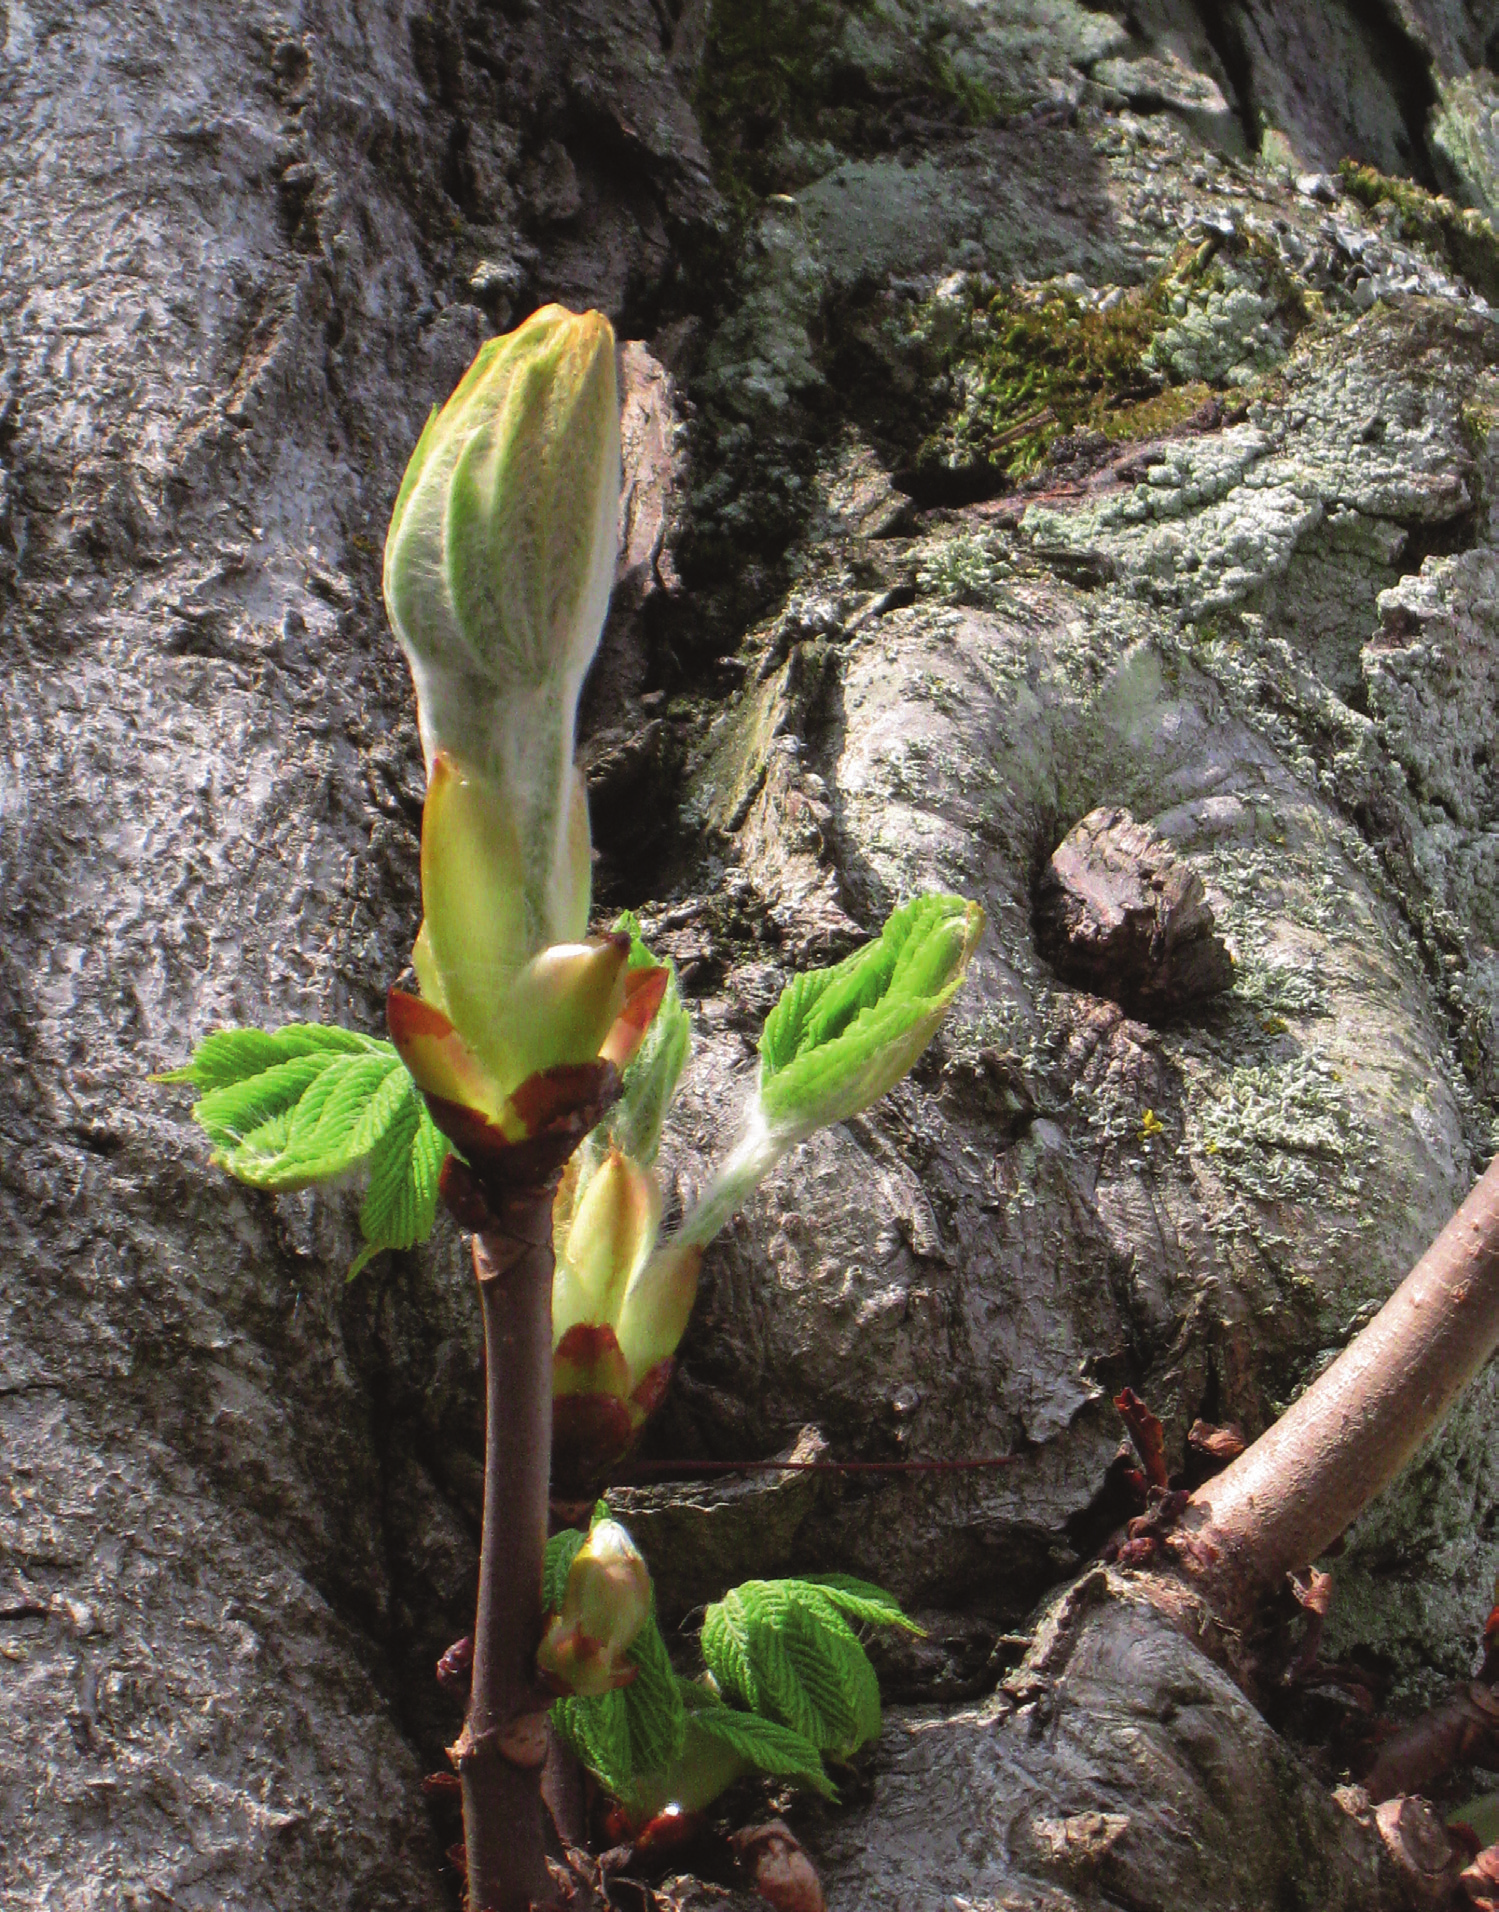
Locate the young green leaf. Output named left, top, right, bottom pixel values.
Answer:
left=551, top=1622, right=687, bottom=1792
left=616, top=1604, right=687, bottom=1776
left=157, top=1022, right=372, bottom=1092
left=701, top=1579, right=884, bottom=1758
left=796, top=1573, right=926, bottom=1635
left=758, top=894, right=984, bottom=1142
left=671, top=894, right=984, bottom=1253
left=351, top=1088, right=448, bottom=1278
left=679, top=1682, right=836, bottom=1798
left=607, top=1681, right=836, bottom=1826
left=161, top=1023, right=449, bottom=1277
left=552, top=1685, right=637, bottom=1798
left=544, top=1527, right=588, bottom=1613
left=604, top=912, right=690, bottom=1169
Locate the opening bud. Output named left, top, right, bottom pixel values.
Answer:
left=537, top=1518, right=652, bottom=1698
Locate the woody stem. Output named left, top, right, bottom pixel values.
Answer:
left=1181, top=1153, right=1499, bottom=1623
left=458, top=1192, right=556, bottom=1912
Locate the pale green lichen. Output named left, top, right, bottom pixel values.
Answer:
left=1141, top=261, right=1290, bottom=389
left=917, top=531, right=1016, bottom=607
left=1022, top=302, right=1487, bottom=620
left=1197, top=1053, right=1371, bottom=1205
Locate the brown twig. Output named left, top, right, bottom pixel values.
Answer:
left=542, top=1724, right=588, bottom=1850
left=455, top=1193, right=557, bottom=1912
left=1177, top=1154, right=1499, bottom=1624
left=1363, top=1681, right=1499, bottom=1803
left=612, top=1455, right=1017, bottom=1479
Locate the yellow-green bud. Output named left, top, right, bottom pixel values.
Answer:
left=552, top=1146, right=661, bottom=1347
left=537, top=1518, right=652, bottom=1697
left=384, top=305, right=620, bottom=956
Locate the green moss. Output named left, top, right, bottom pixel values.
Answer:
left=909, top=273, right=1172, bottom=488
left=1339, top=160, right=1499, bottom=303
left=920, top=38, right=1001, bottom=126
left=1101, top=379, right=1216, bottom=440
left=1459, top=395, right=1499, bottom=456
left=904, top=236, right=1312, bottom=496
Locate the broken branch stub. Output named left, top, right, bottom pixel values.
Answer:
left=1178, top=1154, right=1499, bottom=1624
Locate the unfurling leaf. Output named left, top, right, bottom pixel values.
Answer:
left=672, top=894, right=984, bottom=1252
left=758, top=894, right=985, bottom=1142
left=381, top=306, right=672, bottom=1171
left=609, top=1682, right=836, bottom=1829
left=794, top=1574, right=927, bottom=1635
left=351, top=1083, right=449, bottom=1278
left=680, top=1685, right=835, bottom=1799
left=604, top=913, right=691, bottom=1169
left=546, top=927, right=695, bottom=1487
left=538, top=1517, right=653, bottom=1698
left=160, top=1024, right=448, bottom=1277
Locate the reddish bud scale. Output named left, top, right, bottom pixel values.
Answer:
left=631, top=1803, right=703, bottom=1859
left=436, top=1635, right=474, bottom=1694
left=550, top=1360, right=677, bottom=1495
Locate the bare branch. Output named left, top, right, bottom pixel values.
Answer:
left=1179, top=1155, right=1499, bottom=1623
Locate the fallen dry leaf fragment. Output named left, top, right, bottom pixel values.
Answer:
left=1187, top=1418, right=1247, bottom=1465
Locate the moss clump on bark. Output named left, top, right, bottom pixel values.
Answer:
left=693, top=0, right=1020, bottom=212
left=909, top=274, right=1171, bottom=488
left=903, top=236, right=1314, bottom=498
left=694, top=0, right=877, bottom=208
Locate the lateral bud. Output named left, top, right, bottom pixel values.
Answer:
left=536, top=1518, right=652, bottom=1698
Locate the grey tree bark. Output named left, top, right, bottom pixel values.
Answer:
left=5, top=1, right=1499, bottom=1907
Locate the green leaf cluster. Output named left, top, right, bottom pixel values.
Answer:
left=671, top=1681, right=834, bottom=1805
left=159, top=1025, right=448, bottom=1277
left=758, top=894, right=983, bottom=1141
left=548, top=1524, right=919, bottom=1820
left=702, top=1576, right=916, bottom=1759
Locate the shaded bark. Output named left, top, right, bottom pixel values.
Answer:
left=1365, top=1682, right=1499, bottom=1804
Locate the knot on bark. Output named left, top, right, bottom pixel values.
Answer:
left=450, top=1709, right=551, bottom=1773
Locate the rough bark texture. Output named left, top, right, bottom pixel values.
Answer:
left=1033, top=804, right=1236, bottom=1013
left=5, top=1, right=1499, bottom=1907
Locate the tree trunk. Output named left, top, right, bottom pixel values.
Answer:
left=8, top=0, right=1499, bottom=1907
